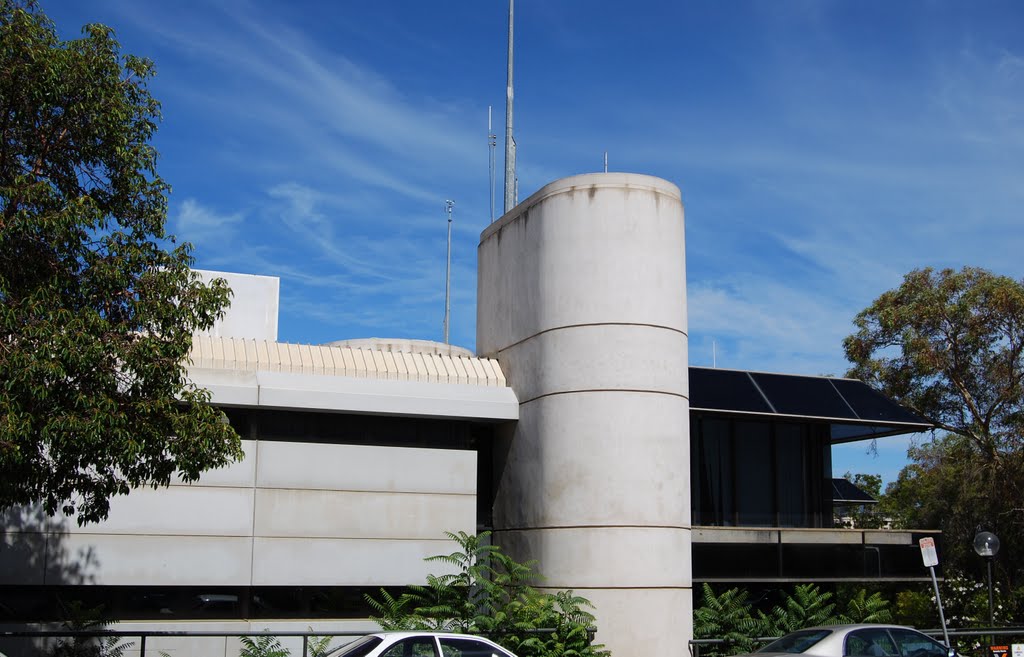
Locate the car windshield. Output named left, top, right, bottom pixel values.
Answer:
left=758, top=630, right=834, bottom=654
left=333, top=636, right=384, bottom=657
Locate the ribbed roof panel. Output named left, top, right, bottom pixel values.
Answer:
left=189, top=336, right=507, bottom=387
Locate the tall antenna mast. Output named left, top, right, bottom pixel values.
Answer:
left=443, top=200, right=454, bottom=344
left=503, top=0, right=516, bottom=214
left=488, top=106, right=496, bottom=223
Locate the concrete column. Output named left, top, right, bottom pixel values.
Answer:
left=477, top=173, right=691, bottom=657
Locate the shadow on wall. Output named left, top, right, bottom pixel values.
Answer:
left=0, top=504, right=100, bottom=655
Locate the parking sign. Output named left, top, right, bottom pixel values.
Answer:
left=920, top=537, right=938, bottom=567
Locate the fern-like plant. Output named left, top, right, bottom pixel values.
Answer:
left=844, top=589, right=893, bottom=624
left=306, top=632, right=334, bottom=657
left=693, top=584, right=763, bottom=656
left=47, top=600, right=133, bottom=657
left=238, top=633, right=290, bottom=657
left=757, top=584, right=845, bottom=638
left=366, top=531, right=606, bottom=657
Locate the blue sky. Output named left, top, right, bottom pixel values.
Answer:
left=48, top=1, right=1024, bottom=485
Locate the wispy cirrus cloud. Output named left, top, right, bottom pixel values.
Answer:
left=173, top=199, right=244, bottom=249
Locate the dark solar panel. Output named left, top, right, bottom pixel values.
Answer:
left=831, top=478, right=877, bottom=504
left=830, top=378, right=929, bottom=424
left=688, top=367, right=933, bottom=443
left=750, top=372, right=857, bottom=419
left=688, top=368, right=773, bottom=414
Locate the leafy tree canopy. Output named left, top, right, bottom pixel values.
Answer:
left=845, top=266, right=1024, bottom=589
left=0, top=0, right=242, bottom=524
left=844, top=266, right=1024, bottom=459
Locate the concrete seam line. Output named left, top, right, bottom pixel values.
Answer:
left=518, top=388, right=689, bottom=406
left=493, top=322, right=687, bottom=355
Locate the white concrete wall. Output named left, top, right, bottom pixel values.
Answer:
left=191, top=368, right=519, bottom=422
left=194, top=270, right=280, bottom=342
left=477, top=173, right=692, bottom=657
left=0, top=438, right=476, bottom=599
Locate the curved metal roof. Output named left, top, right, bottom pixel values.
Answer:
left=189, top=336, right=507, bottom=387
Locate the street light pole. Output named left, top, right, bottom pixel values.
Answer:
left=443, top=200, right=454, bottom=345
left=986, top=556, right=995, bottom=626
left=973, top=530, right=1001, bottom=627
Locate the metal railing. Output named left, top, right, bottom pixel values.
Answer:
left=0, top=627, right=569, bottom=657
left=689, top=627, right=1024, bottom=657
left=0, top=629, right=368, bottom=657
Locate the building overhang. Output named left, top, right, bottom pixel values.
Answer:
left=187, top=336, right=519, bottom=422
left=689, top=367, right=933, bottom=443
left=692, top=526, right=942, bottom=583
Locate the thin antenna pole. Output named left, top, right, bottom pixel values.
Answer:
left=503, top=0, right=516, bottom=214
left=444, top=200, right=454, bottom=344
left=604, top=151, right=608, bottom=173
left=488, top=106, right=496, bottom=223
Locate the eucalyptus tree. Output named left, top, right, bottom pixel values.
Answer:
left=845, top=266, right=1024, bottom=586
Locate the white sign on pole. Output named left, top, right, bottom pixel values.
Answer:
left=1012, top=645, right=1023, bottom=657
left=920, top=537, right=939, bottom=568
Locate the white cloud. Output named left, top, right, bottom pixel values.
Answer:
left=173, top=199, right=244, bottom=248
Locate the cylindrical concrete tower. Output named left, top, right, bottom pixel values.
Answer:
left=477, top=173, right=690, bottom=656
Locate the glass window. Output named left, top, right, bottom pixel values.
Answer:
left=334, top=636, right=384, bottom=657
left=693, top=417, right=734, bottom=525
left=381, top=637, right=439, bottom=657
left=757, top=629, right=833, bottom=653
left=439, top=637, right=512, bottom=657
left=735, top=421, right=773, bottom=526
left=775, top=423, right=807, bottom=527
left=845, top=629, right=899, bottom=657
left=889, top=629, right=948, bottom=657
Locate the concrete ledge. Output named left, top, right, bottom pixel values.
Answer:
left=189, top=368, right=519, bottom=421
left=693, top=526, right=930, bottom=546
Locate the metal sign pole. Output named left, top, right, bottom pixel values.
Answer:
left=920, top=537, right=951, bottom=649
left=928, top=564, right=951, bottom=649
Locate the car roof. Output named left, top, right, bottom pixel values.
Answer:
left=368, top=631, right=500, bottom=641
left=799, top=624, right=918, bottom=632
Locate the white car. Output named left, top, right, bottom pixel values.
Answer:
left=328, top=631, right=518, bottom=657
left=747, top=624, right=954, bottom=657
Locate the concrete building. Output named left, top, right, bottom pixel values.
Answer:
left=0, top=173, right=935, bottom=656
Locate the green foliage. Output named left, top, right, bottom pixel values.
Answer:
left=306, top=632, right=334, bottom=657
left=845, top=266, right=1024, bottom=591
left=844, top=266, right=1024, bottom=451
left=847, top=473, right=882, bottom=499
left=0, top=0, right=242, bottom=523
left=518, top=590, right=602, bottom=657
left=238, top=634, right=289, bottom=657
left=366, top=531, right=607, bottom=657
left=757, top=584, right=843, bottom=638
left=842, top=589, right=892, bottom=624
left=835, top=472, right=886, bottom=529
left=894, top=587, right=937, bottom=628
left=694, top=584, right=896, bottom=655
left=365, top=587, right=417, bottom=631
left=693, top=584, right=763, bottom=656
left=46, top=600, right=132, bottom=657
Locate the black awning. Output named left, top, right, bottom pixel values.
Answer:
left=831, top=478, right=878, bottom=504
left=688, top=367, right=933, bottom=443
